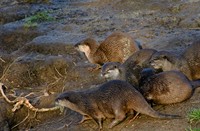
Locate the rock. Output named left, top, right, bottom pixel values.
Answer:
left=1, top=54, right=76, bottom=88
left=0, top=23, right=43, bottom=54
left=17, top=32, right=86, bottom=56
left=147, top=30, right=200, bottom=53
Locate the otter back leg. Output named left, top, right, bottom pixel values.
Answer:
left=128, top=112, right=140, bottom=123
left=93, top=117, right=103, bottom=130
left=79, top=115, right=91, bottom=124
left=108, top=108, right=126, bottom=129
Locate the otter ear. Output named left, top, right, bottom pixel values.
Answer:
left=64, top=96, right=75, bottom=103
left=84, top=43, right=91, bottom=49
left=160, top=55, right=167, bottom=59
left=58, top=92, right=73, bottom=103
left=74, top=43, right=79, bottom=48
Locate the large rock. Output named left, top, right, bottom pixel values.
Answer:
left=1, top=54, right=76, bottom=88
left=0, top=23, right=43, bottom=54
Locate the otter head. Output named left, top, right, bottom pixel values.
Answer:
left=101, top=62, right=122, bottom=80
left=55, top=91, right=85, bottom=115
left=149, top=52, right=176, bottom=71
left=75, top=38, right=98, bottom=57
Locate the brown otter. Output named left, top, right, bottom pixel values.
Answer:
left=182, top=41, right=200, bottom=80
left=150, top=41, right=200, bottom=80
left=101, top=49, right=157, bottom=87
left=75, top=32, right=140, bottom=69
left=139, top=68, right=200, bottom=104
left=55, top=80, right=180, bottom=130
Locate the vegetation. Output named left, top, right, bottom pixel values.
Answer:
left=188, top=108, right=200, bottom=124
left=186, top=126, right=200, bottom=131
left=186, top=108, right=200, bottom=131
left=22, top=0, right=49, bottom=4
left=24, top=11, right=55, bottom=28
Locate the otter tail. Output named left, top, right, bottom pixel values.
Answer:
left=135, top=40, right=143, bottom=49
left=135, top=101, right=181, bottom=119
left=151, top=112, right=181, bottom=119
left=144, top=108, right=181, bottom=119
left=191, top=80, right=200, bottom=89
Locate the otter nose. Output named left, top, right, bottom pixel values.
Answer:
left=55, top=101, right=59, bottom=106
left=101, top=72, right=106, bottom=77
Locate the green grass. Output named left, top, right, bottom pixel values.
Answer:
left=186, top=126, right=200, bottom=131
left=24, top=11, right=55, bottom=28
left=188, top=108, right=200, bottom=124
left=186, top=108, right=200, bottom=131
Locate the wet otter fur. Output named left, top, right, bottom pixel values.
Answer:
left=139, top=68, right=200, bottom=104
left=55, top=80, right=180, bottom=130
left=101, top=49, right=157, bottom=87
left=150, top=41, right=200, bottom=80
left=75, top=32, right=140, bottom=69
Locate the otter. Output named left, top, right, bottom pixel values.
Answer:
left=139, top=68, right=200, bottom=104
left=55, top=80, right=180, bottom=130
left=182, top=41, right=200, bottom=80
left=150, top=41, right=200, bottom=80
left=75, top=32, right=140, bottom=69
left=101, top=49, right=157, bottom=87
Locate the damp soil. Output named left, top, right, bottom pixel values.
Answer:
left=0, top=0, right=200, bottom=130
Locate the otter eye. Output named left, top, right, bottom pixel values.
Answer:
left=65, top=96, right=70, bottom=101
left=153, top=58, right=158, bottom=60
left=162, top=55, right=167, bottom=59
left=84, top=42, right=90, bottom=47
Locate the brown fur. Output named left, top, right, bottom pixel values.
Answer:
left=55, top=80, right=180, bottom=130
left=139, top=69, right=200, bottom=104
left=182, top=41, right=200, bottom=80
left=150, top=41, right=200, bottom=80
left=75, top=32, right=140, bottom=66
left=101, top=49, right=157, bottom=87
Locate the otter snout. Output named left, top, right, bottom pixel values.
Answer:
left=102, top=69, right=120, bottom=81
left=149, top=59, right=162, bottom=69
left=101, top=72, right=109, bottom=79
left=101, top=72, right=105, bottom=77
left=55, top=98, right=61, bottom=106
left=74, top=42, right=81, bottom=50
left=149, top=60, right=156, bottom=68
